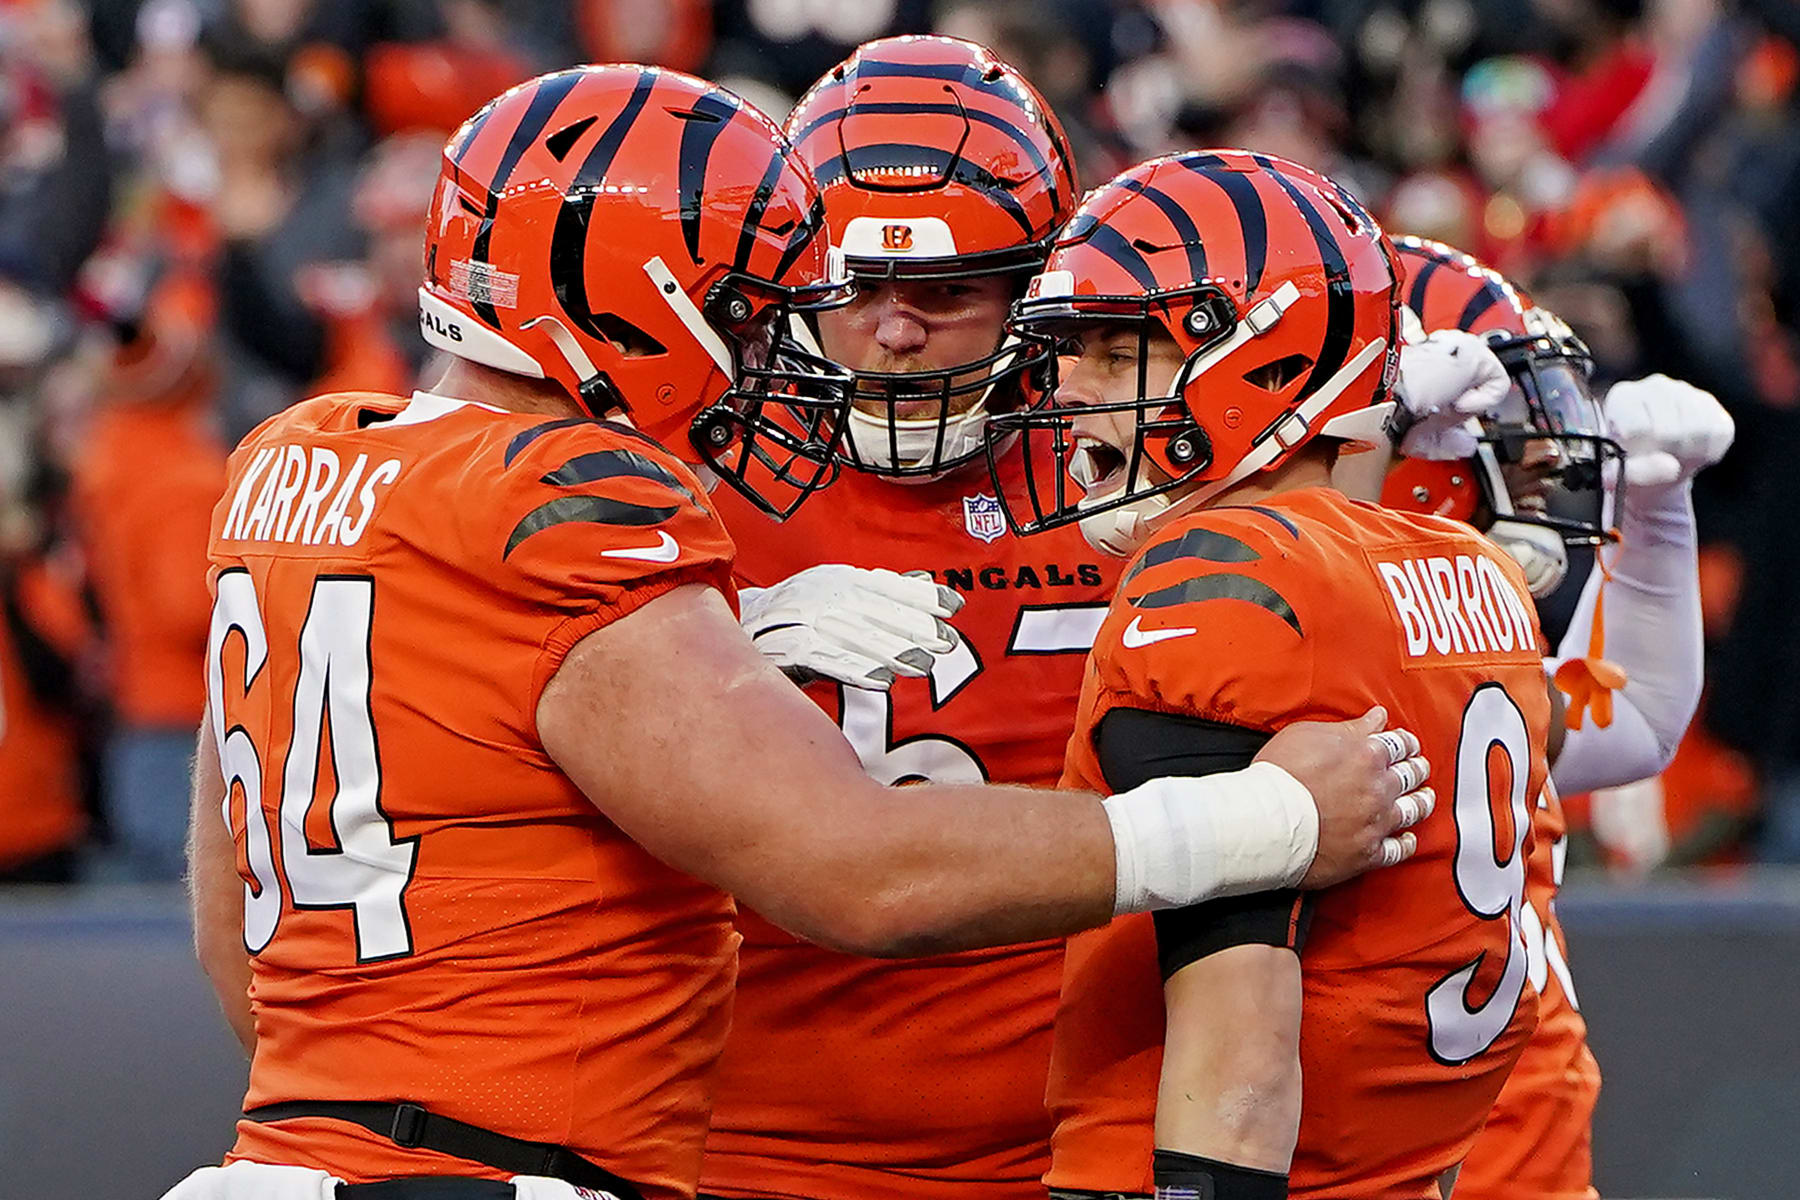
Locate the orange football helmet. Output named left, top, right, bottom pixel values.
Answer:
left=784, top=36, right=1079, bottom=476
left=420, top=65, right=855, bottom=517
left=989, top=149, right=1402, bottom=555
left=1383, top=236, right=1620, bottom=551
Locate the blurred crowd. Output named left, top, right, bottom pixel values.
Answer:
left=0, top=0, right=1796, bottom=883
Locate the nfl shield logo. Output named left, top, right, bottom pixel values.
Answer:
left=963, top=493, right=1006, bottom=543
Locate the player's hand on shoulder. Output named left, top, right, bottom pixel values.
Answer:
left=1257, top=706, right=1436, bottom=888
left=1606, top=373, right=1735, bottom=493
left=740, top=564, right=964, bottom=691
left=1392, top=324, right=1511, bottom=461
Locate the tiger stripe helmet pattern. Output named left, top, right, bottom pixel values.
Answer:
left=991, top=149, right=1402, bottom=553
left=785, top=35, right=1077, bottom=281
left=1384, top=237, right=1620, bottom=550
left=784, top=36, right=1080, bottom=478
left=420, top=65, right=856, bottom=517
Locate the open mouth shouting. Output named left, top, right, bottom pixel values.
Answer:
left=1070, top=432, right=1134, bottom=507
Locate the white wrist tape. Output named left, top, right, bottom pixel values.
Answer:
left=1102, top=762, right=1320, bottom=915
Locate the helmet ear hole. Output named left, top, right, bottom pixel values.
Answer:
left=1243, top=353, right=1314, bottom=393
left=589, top=312, right=667, bottom=357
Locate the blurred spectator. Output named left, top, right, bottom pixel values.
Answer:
left=0, top=295, right=91, bottom=884
left=0, top=0, right=1787, bottom=877
left=67, top=273, right=226, bottom=881
left=0, top=0, right=112, bottom=295
left=300, top=131, right=442, bottom=396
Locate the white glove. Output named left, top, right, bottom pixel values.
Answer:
left=1393, top=326, right=1513, bottom=461
left=1588, top=776, right=1672, bottom=876
left=1606, top=374, right=1735, bottom=494
left=740, top=564, right=963, bottom=691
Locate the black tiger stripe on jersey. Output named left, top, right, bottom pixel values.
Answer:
left=1115, top=176, right=1209, bottom=286
left=677, top=90, right=745, bottom=266
left=1239, top=504, right=1302, bottom=540
left=548, top=67, right=656, bottom=344
left=1129, top=572, right=1302, bottom=636
left=1121, top=527, right=1261, bottom=587
left=504, top=416, right=669, bottom=469
left=540, top=449, right=699, bottom=504
left=505, top=418, right=595, bottom=466
left=505, top=496, right=681, bottom=558
left=466, top=70, right=585, bottom=327
left=1177, top=154, right=1268, bottom=292
left=1255, top=155, right=1353, bottom=403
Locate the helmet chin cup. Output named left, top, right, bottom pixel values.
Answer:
left=1488, top=517, right=1568, bottom=598
left=1078, top=491, right=1171, bottom=558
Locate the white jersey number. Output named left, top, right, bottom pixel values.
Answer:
left=206, top=570, right=416, bottom=961
left=1426, top=682, right=1533, bottom=1064
left=839, top=601, right=1107, bottom=786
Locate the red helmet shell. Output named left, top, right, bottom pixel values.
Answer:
left=1036, top=149, right=1402, bottom=491
left=785, top=36, right=1078, bottom=279
left=421, top=65, right=845, bottom=460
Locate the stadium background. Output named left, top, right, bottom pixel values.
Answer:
left=0, top=0, right=1796, bottom=1197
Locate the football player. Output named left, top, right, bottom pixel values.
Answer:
left=167, top=68, right=1435, bottom=1200
left=995, top=151, right=1552, bottom=1200
left=1381, top=237, right=1732, bottom=1200
left=701, top=40, right=1505, bottom=1200
left=700, top=37, right=1110, bottom=1200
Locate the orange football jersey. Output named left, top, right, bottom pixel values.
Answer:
left=700, top=444, right=1122, bottom=1200
left=1460, top=782, right=1601, bottom=1200
left=1048, top=487, right=1547, bottom=1200
left=206, top=391, right=739, bottom=1199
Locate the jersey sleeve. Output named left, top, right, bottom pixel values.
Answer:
left=484, top=419, right=738, bottom=694
left=1088, top=508, right=1319, bottom=732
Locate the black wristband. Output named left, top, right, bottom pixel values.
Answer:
left=1152, top=1149, right=1288, bottom=1200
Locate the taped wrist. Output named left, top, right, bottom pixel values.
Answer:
left=1104, top=763, right=1318, bottom=916
left=1153, top=1149, right=1287, bottom=1200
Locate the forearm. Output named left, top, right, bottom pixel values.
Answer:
left=1155, top=944, right=1303, bottom=1171
left=741, top=779, right=1117, bottom=957
left=1550, top=484, right=1703, bottom=792
left=187, top=722, right=256, bottom=1056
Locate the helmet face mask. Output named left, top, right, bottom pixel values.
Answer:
left=691, top=277, right=858, bottom=518
left=1386, top=237, right=1624, bottom=551
left=990, top=285, right=1238, bottom=540
left=987, top=150, right=1401, bottom=558
left=419, top=65, right=857, bottom=518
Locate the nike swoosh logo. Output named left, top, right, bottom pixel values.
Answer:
left=1120, top=615, right=1198, bottom=648
left=600, top=530, right=680, bottom=563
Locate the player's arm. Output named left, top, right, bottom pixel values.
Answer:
left=1095, top=708, right=1414, bottom=1196
left=186, top=718, right=255, bottom=1056
left=536, top=584, right=1432, bottom=958
left=1548, top=375, right=1730, bottom=793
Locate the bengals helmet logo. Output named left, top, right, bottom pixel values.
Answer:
left=882, top=224, right=914, bottom=251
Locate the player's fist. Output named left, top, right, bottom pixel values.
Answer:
left=740, top=564, right=964, bottom=691
left=1257, top=707, right=1435, bottom=888
left=1393, top=326, right=1512, bottom=461
left=1606, top=374, right=1734, bottom=493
